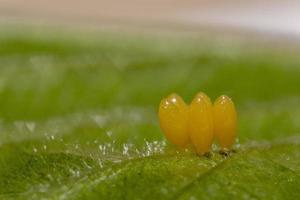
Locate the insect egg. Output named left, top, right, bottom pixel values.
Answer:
left=158, top=93, right=189, bottom=148
left=213, top=95, right=237, bottom=149
left=188, top=92, right=214, bottom=155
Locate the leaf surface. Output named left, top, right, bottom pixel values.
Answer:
left=0, top=25, right=300, bottom=199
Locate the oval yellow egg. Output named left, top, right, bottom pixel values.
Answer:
left=213, top=95, right=237, bottom=149
left=158, top=93, right=189, bottom=147
left=188, top=92, right=214, bottom=154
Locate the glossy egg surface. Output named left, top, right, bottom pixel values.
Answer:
left=213, top=95, right=237, bottom=149
left=158, top=93, right=189, bottom=147
left=188, top=92, right=214, bottom=154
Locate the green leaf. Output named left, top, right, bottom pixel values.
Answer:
left=0, top=25, right=300, bottom=199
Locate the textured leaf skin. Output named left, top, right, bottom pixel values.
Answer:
left=0, top=25, right=300, bottom=199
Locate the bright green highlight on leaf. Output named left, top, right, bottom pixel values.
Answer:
left=0, top=25, right=300, bottom=199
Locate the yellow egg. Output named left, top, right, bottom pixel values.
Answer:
left=213, top=95, right=237, bottom=149
left=158, top=93, right=189, bottom=147
left=188, top=92, right=214, bottom=154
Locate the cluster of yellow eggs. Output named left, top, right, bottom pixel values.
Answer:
left=158, top=92, right=237, bottom=155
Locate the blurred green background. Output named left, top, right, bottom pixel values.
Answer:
left=0, top=25, right=300, bottom=199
